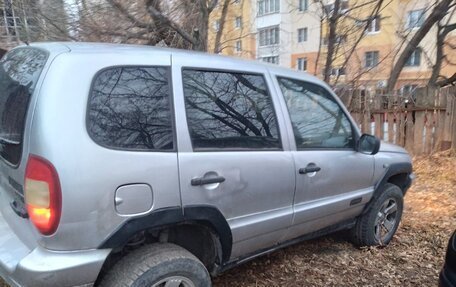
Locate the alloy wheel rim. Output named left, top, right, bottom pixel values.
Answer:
left=151, top=275, right=196, bottom=287
left=374, top=198, right=398, bottom=244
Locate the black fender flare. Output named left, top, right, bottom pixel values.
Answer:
left=99, top=205, right=232, bottom=263
left=362, top=162, right=413, bottom=214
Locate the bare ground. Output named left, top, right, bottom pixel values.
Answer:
left=1, top=153, right=455, bottom=287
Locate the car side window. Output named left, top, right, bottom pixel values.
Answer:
left=277, top=77, right=354, bottom=149
left=87, top=66, right=174, bottom=151
left=182, top=69, right=281, bottom=150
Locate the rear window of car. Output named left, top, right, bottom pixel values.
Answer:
left=0, top=48, right=48, bottom=166
left=87, top=66, right=174, bottom=151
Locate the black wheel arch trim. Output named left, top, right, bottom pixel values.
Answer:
left=374, top=162, right=413, bottom=192
left=362, top=162, right=412, bottom=214
left=98, top=205, right=233, bottom=263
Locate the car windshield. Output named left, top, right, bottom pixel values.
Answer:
left=0, top=48, right=48, bottom=165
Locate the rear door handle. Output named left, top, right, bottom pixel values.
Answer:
left=299, top=164, right=321, bottom=174
left=191, top=176, right=226, bottom=186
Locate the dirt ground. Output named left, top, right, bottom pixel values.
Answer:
left=1, top=153, right=455, bottom=287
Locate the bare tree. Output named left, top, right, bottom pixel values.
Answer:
left=308, top=0, right=388, bottom=85
left=428, top=10, right=456, bottom=87
left=213, top=0, right=230, bottom=53
left=386, top=0, right=456, bottom=91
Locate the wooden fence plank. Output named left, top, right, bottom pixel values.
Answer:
left=344, top=87, right=454, bottom=154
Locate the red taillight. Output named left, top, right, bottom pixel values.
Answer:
left=24, top=155, right=61, bottom=235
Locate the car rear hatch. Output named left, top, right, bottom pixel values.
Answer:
left=0, top=47, right=50, bottom=251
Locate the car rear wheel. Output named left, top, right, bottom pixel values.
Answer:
left=98, top=243, right=211, bottom=287
left=351, top=183, right=404, bottom=246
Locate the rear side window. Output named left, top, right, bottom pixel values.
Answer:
left=182, top=69, right=281, bottom=150
left=87, top=67, right=174, bottom=151
left=0, top=48, right=48, bottom=165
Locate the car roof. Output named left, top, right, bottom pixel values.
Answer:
left=26, top=42, right=328, bottom=88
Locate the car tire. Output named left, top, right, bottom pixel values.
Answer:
left=98, top=243, right=211, bottom=287
left=351, top=183, right=404, bottom=247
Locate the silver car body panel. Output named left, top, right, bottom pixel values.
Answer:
left=171, top=54, right=296, bottom=259
left=0, top=42, right=413, bottom=286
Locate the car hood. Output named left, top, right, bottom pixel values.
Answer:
left=379, top=141, right=409, bottom=154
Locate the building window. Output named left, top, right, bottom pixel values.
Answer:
left=235, top=40, right=242, bottom=52
left=407, top=9, right=425, bottom=29
left=297, top=57, right=307, bottom=71
left=336, top=35, right=347, bottom=44
left=331, top=67, right=346, bottom=76
left=261, top=56, right=279, bottom=64
left=258, top=0, right=280, bottom=16
left=259, top=26, right=280, bottom=46
left=405, top=48, right=421, bottom=66
left=214, top=20, right=220, bottom=31
left=235, top=16, right=242, bottom=28
left=297, top=28, right=308, bottom=43
left=324, top=0, right=348, bottom=14
left=402, top=85, right=417, bottom=95
left=299, top=0, right=308, bottom=11
left=322, top=35, right=346, bottom=45
left=367, top=16, right=381, bottom=33
left=365, top=51, right=379, bottom=68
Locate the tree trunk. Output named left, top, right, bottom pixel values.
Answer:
left=387, top=0, right=452, bottom=92
left=213, top=0, right=230, bottom=53
left=428, top=22, right=456, bottom=87
left=323, top=0, right=341, bottom=83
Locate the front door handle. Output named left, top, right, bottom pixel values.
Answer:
left=191, top=176, right=226, bottom=186
left=299, top=164, right=321, bottom=174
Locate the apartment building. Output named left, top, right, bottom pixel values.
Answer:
left=208, top=0, right=256, bottom=59
left=209, top=0, right=456, bottom=91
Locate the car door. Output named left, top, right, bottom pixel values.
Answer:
left=172, top=55, right=296, bottom=260
left=272, top=75, right=375, bottom=241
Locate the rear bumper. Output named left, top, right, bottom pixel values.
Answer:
left=0, top=206, right=110, bottom=287
left=1, top=246, right=111, bottom=287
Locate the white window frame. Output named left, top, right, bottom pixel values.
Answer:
left=407, top=9, right=425, bottom=30
left=261, top=56, right=279, bottom=64
left=214, top=20, right=220, bottom=32
left=405, top=48, right=421, bottom=67
left=258, top=0, right=280, bottom=16
left=297, top=57, right=307, bottom=71
left=365, top=51, right=379, bottom=68
left=235, top=16, right=242, bottom=28
left=297, top=28, right=308, bottom=43
left=258, top=26, right=280, bottom=47
left=366, top=16, right=381, bottom=34
left=298, top=0, right=308, bottom=11
left=235, top=40, right=242, bottom=52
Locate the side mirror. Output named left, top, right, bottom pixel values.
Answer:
left=357, top=134, right=380, bottom=155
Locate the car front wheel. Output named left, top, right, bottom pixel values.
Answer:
left=351, top=183, right=404, bottom=246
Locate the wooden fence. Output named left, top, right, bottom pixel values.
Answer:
left=339, top=87, right=456, bottom=155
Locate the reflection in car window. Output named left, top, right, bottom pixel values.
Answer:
left=277, top=77, right=354, bottom=149
left=88, top=67, right=174, bottom=151
left=0, top=48, right=48, bottom=165
left=182, top=69, right=281, bottom=150
left=183, top=70, right=281, bottom=149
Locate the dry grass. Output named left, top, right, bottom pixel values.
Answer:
left=1, top=153, right=455, bottom=287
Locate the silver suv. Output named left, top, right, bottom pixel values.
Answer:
left=0, top=43, right=414, bottom=287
